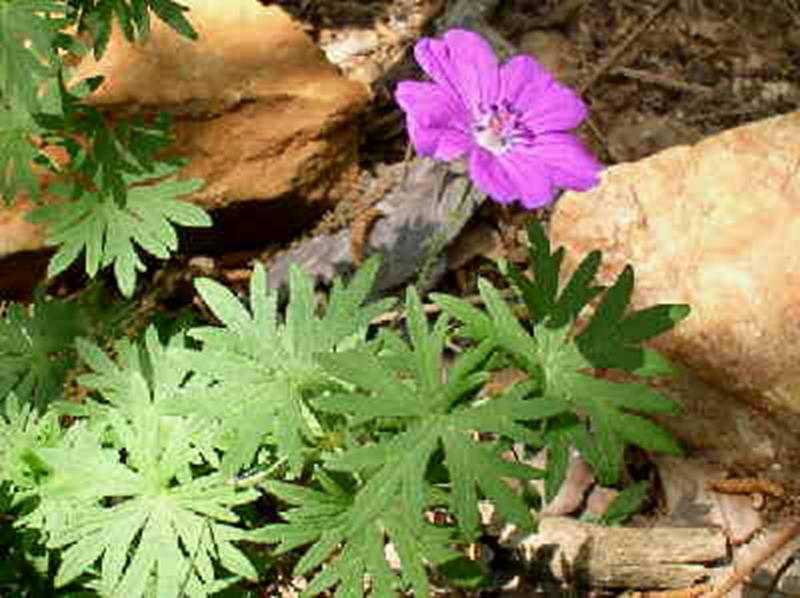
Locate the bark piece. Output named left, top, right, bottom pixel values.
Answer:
left=266, top=158, right=485, bottom=293
left=507, top=517, right=727, bottom=590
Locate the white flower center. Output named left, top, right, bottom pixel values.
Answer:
left=472, top=101, right=526, bottom=154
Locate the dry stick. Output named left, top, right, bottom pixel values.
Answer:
left=638, top=584, right=714, bottom=598
left=702, top=518, right=800, bottom=598
left=578, top=0, right=677, bottom=96
left=612, top=66, right=715, bottom=95
left=578, top=0, right=676, bottom=163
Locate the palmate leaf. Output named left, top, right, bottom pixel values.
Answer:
left=257, top=475, right=469, bottom=598
left=182, top=257, right=395, bottom=478
left=28, top=162, right=209, bottom=297
left=501, top=219, right=605, bottom=329
left=36, top=76, right=178, bottom=205
left=259, top=288, right=561, bottom=597
left=575, top=266, right=690, bottom=375
left=21, top=330, right=259, bottom=598
left=438, top=229, right=688, bottom=487
left=0, top=292, right=85, bottom=412
left=0, top=1, right=65, bottom=111
left=0, top=99, right=42, bottom=202
left=69, top=0, right=198, bottom=59
left=0, top=392, right=62, bottom=492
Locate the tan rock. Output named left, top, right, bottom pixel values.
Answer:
left=69, top=1, right=370, bottom=210
left=549, top=111, right=800, bottom=471
left=0, top=2, right=371, bottom=294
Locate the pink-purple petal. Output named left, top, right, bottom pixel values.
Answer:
left=396, top=80, right=473, bottom=158
left=518, top=85, right=589, bottom=134
left=414, top=29, right=500, bottom=116
left=405, top=118, right=472, bottom=160
left=499, top=55, right=554, bottom=105
left=395, top=80, right=467, bottom=130
left=468, top=148, right=518, bottom=203
left=520, top=133, right=604, bottom=190
left=500, top=55, right=588, bottom=132
left=495, top=151, right=556, bottom=208
left=395, top=29, right=605, bottom=211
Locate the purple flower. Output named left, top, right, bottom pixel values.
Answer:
left=395, top=29, right=604, bottom=209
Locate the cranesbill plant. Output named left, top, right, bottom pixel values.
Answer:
left=395, top=28, right=604, bottom=208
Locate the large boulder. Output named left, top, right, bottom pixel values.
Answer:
left=549, top=111, right=800, bottom=472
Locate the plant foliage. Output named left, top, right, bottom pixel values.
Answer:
left=67, top=0, right=198, bottom=59
left=29, top=162, right=209, bottom=297
left=1, top=0, right=207, bottom=296
left=181, top=256, right=395, bottom=478
left=0, top=220, right=690, bottom=596
left=0, top=292, right=85, bottom=412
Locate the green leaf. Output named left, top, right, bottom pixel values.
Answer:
left=542, top=419, right=572, bottom=503
left=442, top=432, right=534, bottom=539
left=72, top=0, right=197, bottom=59
left=286, top=287, right=565, bottom=596
left=448, top=245, right=687, bottom=488
left=0, top=392, right=62, bottom=492
left=501, top=220, right=606, bottom=329
left=620, top=303, right=691, bottom=344
left=185, top=258, right=394, bottom=477
left=575, top=266, right=690, bottom=372
left=0, top=293, right=85, bottom=411
left=0, top=99, right=42, bottom=201
left=256, top=478, right=461, bottom=598
left=609, top=411, right=683, bottom=456
left=599, top=480, right=650, bottom=526
left=0, top=2, right=65, bottom=111
left=430, top=292, right=495, bottom=341
left=21, top=333, right=260, bottom=598
left=38, top=78, right=179, bottom=205
left=30, top=162, right=209, bottom=297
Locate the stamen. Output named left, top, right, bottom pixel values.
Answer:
left=472, top=99, right=531, bottom=155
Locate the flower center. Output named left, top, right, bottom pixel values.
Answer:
left=473, top=101, right=526, bottom=154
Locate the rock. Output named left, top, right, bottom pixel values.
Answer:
left=265, top=158, right=486, bottom=295
left=0, top=198, right=45, bottom=258
left=548, top=111, right=800, bottom=473
left=0, top=3, right=369, bottom=263
left=0, top=2, right=372, bottom=297
left=71, top=1, right=370, bottom=211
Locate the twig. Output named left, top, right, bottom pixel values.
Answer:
left=637, top=583, right=713, bottom=598
left=702, top=518, right=800, bottom=598
left=612, top=66, right=715, bottom=95
left=578, top=0, right=676, bottom=96
left=762, top=548, right=799, bottom=596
